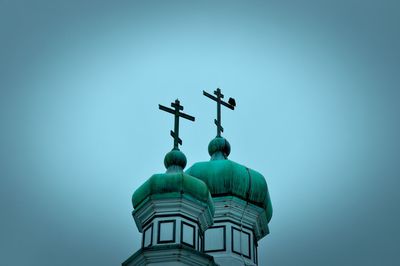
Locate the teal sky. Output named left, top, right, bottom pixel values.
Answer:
left=1, top=1, right=399, bottom=265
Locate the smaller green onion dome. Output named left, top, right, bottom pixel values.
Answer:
left=131, top=172, right=214, bottom=212
left=164, top=149, right=187, bottom=171
left=132, top=149, right=214, bottom=213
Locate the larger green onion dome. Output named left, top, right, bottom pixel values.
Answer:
left=186, top=137, right=272, bottom=223
left=132, top=149, right=214, bottom=213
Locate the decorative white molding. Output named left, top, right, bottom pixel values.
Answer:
left=123, top=244, right=217, bottom=266
left=200, top=196, right=268, bottom=266
left=125, top=184, right=269, bottom=266
left=213, top=196, right=268, bottom=241
left=133, top=195, right=214, bottom=233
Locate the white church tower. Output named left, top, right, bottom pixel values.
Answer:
left=123, top=90, right=272, bottom=266
left=186, top=136, right=272, bottom=266
left=186, top=89, right=272, bottom=265
left=123, top=99, right=217, bottom=266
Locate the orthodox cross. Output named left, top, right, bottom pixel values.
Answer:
left=203, top=88, right=236, bottom=137
left=159, top=99, right=195, bottom=150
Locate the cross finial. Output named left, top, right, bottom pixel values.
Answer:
left=159, top=99, right=195, bottom=150
left=203, top=88, right=236, bottom=137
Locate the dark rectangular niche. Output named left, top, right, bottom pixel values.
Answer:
left=231, top=226, right=251, bottom=259
left=180, top=221, right=196, bottom=248
left=142, top=224, right=153, bottom=248
left=204, top=225, right=226, bottom=252
left=157, top=220, right=176, bottom=244
left=198, top=229, right=202, bottom=251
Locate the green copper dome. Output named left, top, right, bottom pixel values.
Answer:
left=186, top=137, right=272, bottom=223
left=132, top=149, right=214, bottom=212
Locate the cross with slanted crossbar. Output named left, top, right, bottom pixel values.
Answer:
left=203, top=88, right=236, bottom=137
left=159, top=99, right=195, bottom=150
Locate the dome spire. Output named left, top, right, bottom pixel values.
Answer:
left=203, top=88, right=236, bottom=160
left=203, top=88, right=236, bottom=137
left=159, top=99, right=195, bottom=172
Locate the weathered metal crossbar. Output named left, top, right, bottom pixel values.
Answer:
left=159, top=99, right=195, bottom=149
left=203, top=88, right=236, bottom=137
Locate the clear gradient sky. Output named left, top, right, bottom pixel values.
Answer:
left=1, top=1, right=399, bottom=265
